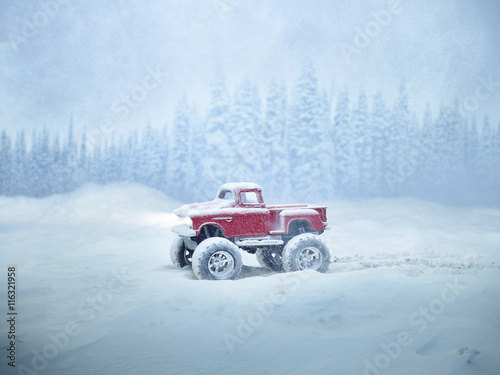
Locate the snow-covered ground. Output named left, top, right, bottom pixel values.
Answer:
left=1, top=183, right=499, bottom=375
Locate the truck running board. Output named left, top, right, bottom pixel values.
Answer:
left=235, top=237, right=284, bottom=247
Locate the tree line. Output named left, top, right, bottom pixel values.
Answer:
left=1, top=65, right=499, bottom=205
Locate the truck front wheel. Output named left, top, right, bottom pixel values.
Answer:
left=192, top=238, right=243, bottom=280
left=282, top=233, right=331, bottom=273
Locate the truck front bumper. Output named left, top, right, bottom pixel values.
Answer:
left=172, top=224, right=196, bottom=237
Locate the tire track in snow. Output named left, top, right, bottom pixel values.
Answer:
left=329, top=252, right=499, bottom=275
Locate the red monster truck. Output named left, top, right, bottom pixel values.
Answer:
left=170, top=182, right=331, bottom=280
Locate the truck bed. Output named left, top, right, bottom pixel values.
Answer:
left=267, top=204, right=327, bottom=234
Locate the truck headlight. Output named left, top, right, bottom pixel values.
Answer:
left=176, top=215, right=193, bottom=228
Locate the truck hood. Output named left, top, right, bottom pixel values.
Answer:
left=173, top=199, right=233, bottom=218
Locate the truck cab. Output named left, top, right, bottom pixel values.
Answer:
left=216, top=184, right=270, bottom=237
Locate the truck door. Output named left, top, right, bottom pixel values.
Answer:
left=235, top=190, right=269, bottom=237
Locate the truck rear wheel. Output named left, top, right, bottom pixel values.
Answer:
left=192, top=238, right=243, bottom=280
left=282, top=233, right=331, bottom=273
left=170, top=237, right=193, bottom=268
left=256, top=246, right=284, bottom=272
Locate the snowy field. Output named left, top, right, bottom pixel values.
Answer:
left=1, top=183, right=500, bottom=375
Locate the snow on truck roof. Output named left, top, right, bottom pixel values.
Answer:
left=219, top=182, right=262, bottom=191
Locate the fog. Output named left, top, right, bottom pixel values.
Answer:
left=1, top=0, right=499, bottom=133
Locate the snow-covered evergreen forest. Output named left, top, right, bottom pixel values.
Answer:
left=1, top=65, right=499, bottom=205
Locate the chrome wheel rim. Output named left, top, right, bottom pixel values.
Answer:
left=208, top=251, right=235, bottom=278
left=183, top=250, right=193, bottom=265
left=298, top=246, right=322, bottom=270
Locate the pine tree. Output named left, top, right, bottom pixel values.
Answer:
left=476, top=115, right=496, bottom=196
left=187, top=112, right=210, bottom=202
left=415, top=105, right=436, bottom=199
left=228, top=79, right=262, bottom=183
left=288, top=63, right=325, bottom=200
left=370, top=91, right=390, bottom=196
left=493, top=122, right=500, bottom=194
left=103, top=137, right=122, bottom=183
left=444, top=101, right=467, bottom=199
left=137, top=124, right=163, bottom=189
left=332, top=89, right=351, bottom=196
left=319, top=88, right=334, bottom=199
left=158, top=125, right=170, bottom=192
left=47, top=133, right=62, bottom=194
left=352, top=89, right=370, bottom=197
left=13, top=130, right=27, bottom=195
left=265, top=80, right=291, bottom=202
left=30, top=126, right=54, bottom=196
left=75, top=129, right=89, bottom=187
left=202, top=72, right=232, bottom=199
left=59, top=120, right=79, bottom=192
left=385, top=84, right=410, bottom=195
left=425, top=103, right=467, bottom=201
left=404, top=111, right=428, bottom=197
left=167, top=97, right=191, bottom=200
left=427, top=107, right=447, bottom=194
left=87, top=136, right=103, bottom=185
left=465, top=116, right=480, bottom=183
left=0, top=131, right=13, bottom=195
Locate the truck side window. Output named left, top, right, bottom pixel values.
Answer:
left=241, top=191, right=259, bottom=204
left=218, top=189, right=233, bottom=200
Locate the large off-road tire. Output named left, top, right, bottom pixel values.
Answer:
left=282, top=233, right=331, bottom=273
left=256, top=246, right=284, bottom=272
left=192, top=238, right=243, bottom=280
left=170, top=237, right=193, bottom=268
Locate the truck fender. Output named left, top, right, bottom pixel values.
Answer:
left=280, top=209, right=323, bottom=234
left=198, top=223, right=227, bottom=239
left=286, top=220, right=313, bottom=235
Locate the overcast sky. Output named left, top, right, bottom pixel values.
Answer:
left=1, top=0, right=499, bottom=134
